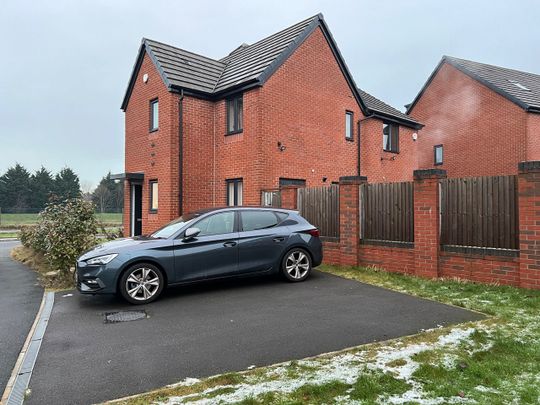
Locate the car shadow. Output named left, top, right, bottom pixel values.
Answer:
left=72, top=270, right=323, bottom=310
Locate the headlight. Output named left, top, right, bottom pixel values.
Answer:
left=86, top=253, right=118, bottom=265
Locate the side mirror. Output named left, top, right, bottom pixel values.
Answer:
left=183, top=227, right=201, bottom=240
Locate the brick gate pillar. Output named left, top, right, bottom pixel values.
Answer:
left=413, top=169, right=447, bottom=278
left=338, top=176, right=367, bottom=266
left=518, top=161, right=540, bottom=289
left=280, top=186, right=299, bottom=210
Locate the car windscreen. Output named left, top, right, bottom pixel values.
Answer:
left=150, top=214, right=197, bottom=239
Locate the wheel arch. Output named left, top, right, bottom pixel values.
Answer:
left=278, top=244, right=314, bottom=270
left=116, top=258, right=169, bottom=292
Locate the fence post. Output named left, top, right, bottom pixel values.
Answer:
left=338, top=176, right=367, bottom=266
left=413, top=169, right=446, bottom=278
left=518, top=161, right=540, bottom=289
left=280, top=186, right=299, bottom=209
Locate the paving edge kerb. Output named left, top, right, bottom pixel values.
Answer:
left=1, top=291, right=54, bottom=405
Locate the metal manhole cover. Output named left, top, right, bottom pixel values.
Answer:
left=104, top=310, right=147, bottom=323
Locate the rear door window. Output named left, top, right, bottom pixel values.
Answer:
left=241, top=211, right=279, bottom=231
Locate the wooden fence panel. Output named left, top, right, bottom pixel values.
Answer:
left=360, top=182, right=414, bottom=243
left=440, top=175, right=518, bottom=249
left=297, top=185, right=339, bottom=238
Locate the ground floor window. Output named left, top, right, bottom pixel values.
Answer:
left=227, top=178, right=243, bottom=206
left=149, top=180, right=158, bottom=211
left=279, top=178, right=306, bottom=187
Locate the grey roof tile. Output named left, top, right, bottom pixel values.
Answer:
left=408, top=56, right=540, bottom=114
left=358, top=89, right=416, bottom=124
left=444, top=56, right=540, bottom=110
left=122, top=14, right=422, bottom=128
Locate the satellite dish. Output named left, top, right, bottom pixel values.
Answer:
left=412, top=133, right=418, bottom=141
left=143, top=73, right=149, bottom=83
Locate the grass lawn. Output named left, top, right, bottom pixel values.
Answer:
left=108, top=265, right=540, bottom=405
left=0, top=212, right=122, bottom=228
left=0, top=231, right=19, bottom=239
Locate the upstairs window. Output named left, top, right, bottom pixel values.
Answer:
left=383, top=122, right=399, bottom=153
left=226, top=95, right=243, bottom=134
left=227, top=178, right=243, bottom=206
left=345, top=111, right=354, bottom=140
left=434, top=144, right=443, bottom=165
left=150, top=99, right=159, bottom=132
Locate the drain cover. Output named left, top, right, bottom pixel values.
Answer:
left=104, top=310, right=147, bottom=323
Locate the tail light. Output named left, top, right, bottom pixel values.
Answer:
left=305, top=229, right=320, bottom=238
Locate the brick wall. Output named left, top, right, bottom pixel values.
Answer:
left=307, top=163, right=540, bottom=290
left=439, top=250, right=519, bottom=286
left=518, top=161, right=540, bottom=289
left=360, top=119, right=419, bottom=182
left=410, top=63, right=529, bottom=177
left=527, top=113, right=540, bottom=161
left=358, top=244, right=415, bottom=274
left=123, top=52, right=179, bottom=235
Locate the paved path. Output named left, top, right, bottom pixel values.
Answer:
left=26, top=270, right=483, bottom=405
left=0, top=241, right=43, bottom=395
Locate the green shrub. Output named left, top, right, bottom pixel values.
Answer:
left=26, top=199, right=98, bottom=274
left=19, top=225, right=35, bottom=248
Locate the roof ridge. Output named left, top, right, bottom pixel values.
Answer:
left=218, top=14, right=322, bottom=62
left=444, top=55, right=540, bottom=79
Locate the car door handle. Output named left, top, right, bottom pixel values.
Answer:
left=223, top=241, right=237, bottom=247
left=273, top=237, right=285, bottom=243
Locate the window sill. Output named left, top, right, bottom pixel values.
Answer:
left=345, top=137, right=354, bottom=142
left=149, top=128, right=159, bottom=134
left=149, top=209, right=158, bottom=214
left=434, top=162, right=443, bottom=166
left=382, top=149, right=399, bottom=154
left=226, top=129, right=243, bottom=136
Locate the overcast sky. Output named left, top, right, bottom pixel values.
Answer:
left=1, top=0, right=539, bottom=190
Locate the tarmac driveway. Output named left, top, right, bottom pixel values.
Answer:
left=26, top=271, right=483, bottom=405
left=0, top=241, right=43, bottom=396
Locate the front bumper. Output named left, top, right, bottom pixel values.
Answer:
left=76, top=261, right=117, bottom=294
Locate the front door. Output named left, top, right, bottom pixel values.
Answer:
left=131, top=184, right=142, bottom=236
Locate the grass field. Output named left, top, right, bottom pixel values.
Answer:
left=110, top=265, right=540, bottom=405
left=0, top=212, right=122, bottom=228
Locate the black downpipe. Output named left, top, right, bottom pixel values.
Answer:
left=178, top=90, right=184, bottom=216
left=357, top=119, right=361, bottom=176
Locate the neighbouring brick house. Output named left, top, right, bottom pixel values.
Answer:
left=116, top=14, right=422, bottom=236
left=408, top=56, right=540, bottom=177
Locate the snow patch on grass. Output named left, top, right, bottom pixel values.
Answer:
left=157, top=328, right=478, bottom=405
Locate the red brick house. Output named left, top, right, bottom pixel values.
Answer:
left=408, top=56, right=540, bottom=177
left=117, top=14, right=422, bottom=236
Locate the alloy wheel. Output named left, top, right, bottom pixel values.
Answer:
left=285, top=251, right=310, bottom=280
left=125, top=267, right=160, bottom=301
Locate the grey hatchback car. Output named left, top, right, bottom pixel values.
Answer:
left=76, top=207, right=323, bottom=304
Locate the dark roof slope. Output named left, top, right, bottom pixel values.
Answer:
left=214, top=15, right=320, bottom=92
left=407, top=56, right=540, bottom=114
left=358, top=89, right=420, bottom=128
left=121, top=14, right=422, bottom=128
left=144, top=39, right=225, bottom=93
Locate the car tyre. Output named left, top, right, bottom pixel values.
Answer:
left=119, top=263, right=165, bottom=305
left=281, top=248, right=312, bottom=282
